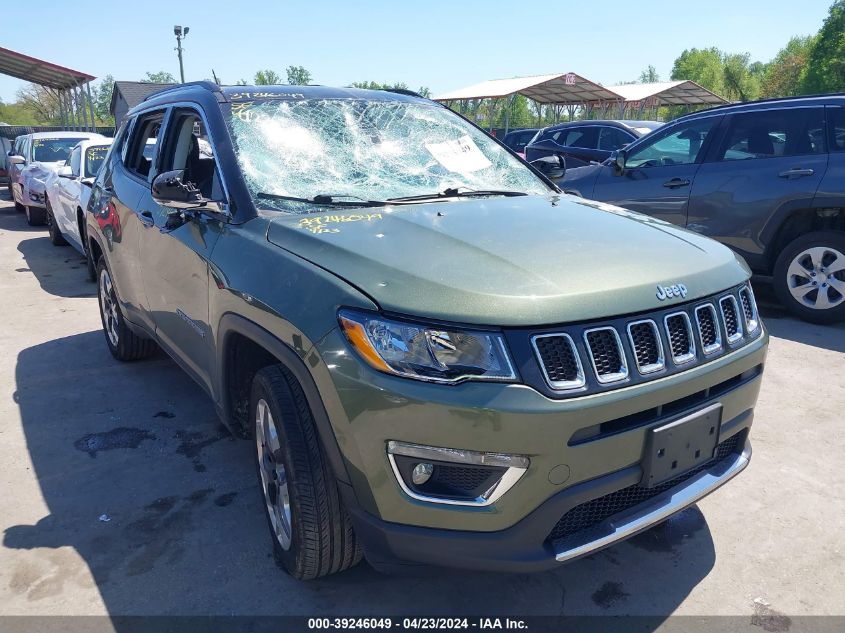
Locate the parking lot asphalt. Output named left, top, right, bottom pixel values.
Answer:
left=0, top=192, right=843, bottom=621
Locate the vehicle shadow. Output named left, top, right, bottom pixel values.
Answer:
left=15, top=236, right=92, bottom=299
left=5, top=329, right=716, bottom=622
left=752, top=281, right=845, bottom=354
left=0, top=199, right=39, bottom=233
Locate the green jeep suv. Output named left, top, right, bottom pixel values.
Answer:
left=85, top=82, right=768, bottom=579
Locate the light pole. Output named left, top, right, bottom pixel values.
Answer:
left=174, top=25, right=189, bottom=83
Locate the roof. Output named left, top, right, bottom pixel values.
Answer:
left=433, top=73, right=623, bottom=104
left=605, top=81, right=727, bottom=106
left=219, top=84, right=429, bottom=102
left=110, top=81, right=176, bottom=115
left=28, top=131, right=104, bottom=140
left=0, top=47, right=94, bottom=89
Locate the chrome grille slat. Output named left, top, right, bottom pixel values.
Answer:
left=695, top=303, right=722, bottom=355
left=627, top=319, right=664, bottom=374
left=584, top=327, right=628, bottom=383
left=531, top=333, right=585, bottom=390
left=664, top=312, right=696, bottom=364
left=720, top=295, right=743, bottom=344
left=738, top=285, right=760, bottom=334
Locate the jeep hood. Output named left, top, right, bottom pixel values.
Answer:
left=266, top=195, right=749, bottom=326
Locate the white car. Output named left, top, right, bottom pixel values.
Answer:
left=45, top=138, right=113, bottom=252
left=8, top=131, right=104, bottom=225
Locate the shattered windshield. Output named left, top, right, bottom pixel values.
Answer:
left=227, top=98, right=551, bottom=212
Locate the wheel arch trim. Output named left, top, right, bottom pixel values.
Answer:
left=216, top=313, right=352, bottom=485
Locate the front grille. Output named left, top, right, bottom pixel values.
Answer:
left=533, top=334, right=584, bottom=389
left=627, top=320, right=663, bottom=374
left=665, top=313, right=695, bottom=363
left=546, top=432, right=743, bottom=544
left=720, top=296, right=742, bottom=342
left=695, top=304, right=721, bottom=354
left=530, top=284, right=760, bottom=396
left=584, top=328, right=627, bottom=382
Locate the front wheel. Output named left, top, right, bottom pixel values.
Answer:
left=25, top=205, right=46, bottom=226
left=46, top=199, right=67, bottom=246
left=96, top=257, right=157, bottom=360
left=251, top=365, right=362, bottom=579
left=773, top=231, right=845, bottom=324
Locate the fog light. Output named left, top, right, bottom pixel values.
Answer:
left=411, top=462, right=433, bottom=485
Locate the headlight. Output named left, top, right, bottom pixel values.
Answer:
left=338, top=309, right=517, bottom=384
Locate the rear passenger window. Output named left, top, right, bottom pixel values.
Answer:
left=124, top=112, right=165, bottom=180
left=598, top=127, right=633, bottom=151
left=828, top=106, right=845, bottom=152
left=564, top=127, right=599, bottom=149
left=717, top=108, right=826, bottom=161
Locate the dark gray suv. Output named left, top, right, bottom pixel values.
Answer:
left=561, top=95, right=845, bottom=324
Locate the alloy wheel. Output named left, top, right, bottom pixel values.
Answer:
left=98, top=267, right=120, bottom=347
left=786, top=246, right=845, bottom=310
left=256, top=398, right=293, bottom=550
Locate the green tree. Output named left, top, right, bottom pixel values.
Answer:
left=254, top=69, right=282, bottom=85
left=93, top=74, right=115, bottom=124
left=0, top=99, right=40, bottom=125
left=762, top=36, right=817, bottom=97
left=802, top=0, right=845, bottom=93
left=286, top=65, right=312, bottom=85
left=142, top=71, right=176, bottom=83
left=639, top=65, right=660, bottom=83
left=417, top=86, right=432, bottom=98
left=722, top=52, right=762, bottom=101
left=671, top=47, right=726, bottom=95
left=14, top=84, right=62, bottom=123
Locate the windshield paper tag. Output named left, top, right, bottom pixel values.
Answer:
left=425, top=135, right=492, bottom=173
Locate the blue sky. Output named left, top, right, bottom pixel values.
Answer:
left=0, top=0, right=834, bottom=102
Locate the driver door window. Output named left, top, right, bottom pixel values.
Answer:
left=160, top=110, right=223, bottom=200
left=626, top=118, right=719, bottom=168
left=124, top=113, right=164, bottom=182
left=69, top=147, right=82, bottom=177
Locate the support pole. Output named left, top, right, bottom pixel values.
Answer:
left=86, top=82, right=97, bottom=132
left=79, top=85, right=90, bottom=132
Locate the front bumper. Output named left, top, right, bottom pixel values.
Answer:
left=313, top=326, right=767, bottom=570
left=348, top=432, right=750, bottom=573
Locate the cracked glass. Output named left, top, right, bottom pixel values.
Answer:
left=227, top=99, right=551, bottom=213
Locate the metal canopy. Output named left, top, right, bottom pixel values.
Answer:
left=605, top=81, right=727, bottom=107
left=433, top=73, right=624, bottom=105
left=0, top=47, right=98, bottom=133
left=0, top=46, right=94, bottom=89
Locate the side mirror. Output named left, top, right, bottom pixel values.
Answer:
left=611, top=149, right=626, bottom=175
left=151, top=169, right=204, bottom=209
left=8, top=155, right=24, bottom=165
left=530, top=154, right=566, bottom=181
left=58, top=165, right=73, bottom=178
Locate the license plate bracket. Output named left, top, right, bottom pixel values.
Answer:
left=641, top=403, right=722, bottom=488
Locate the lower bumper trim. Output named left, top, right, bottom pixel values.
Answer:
left=554, top=443, right=750, bottom=562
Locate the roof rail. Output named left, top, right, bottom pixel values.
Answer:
left=689, top=91, right=845, bottom=114
left=143, top=80, right=222, bottom=102
left=382, top=88, right=425, bottom=99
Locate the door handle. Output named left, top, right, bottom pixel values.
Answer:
left=779, top=168, right=814, bottom=178
left=139, top=210, right=155, bottom=227
left=663, top=178, right=691, bottom=188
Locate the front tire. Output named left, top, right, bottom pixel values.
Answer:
left=25, top=205, right=46, bottom=226
left=96, top=257, right=157, bottom=360
left=773, top=231, right=845, bottom=324
left=251, top=365, right=362, bottom=579
left=46, top=199, right=67, bottom=246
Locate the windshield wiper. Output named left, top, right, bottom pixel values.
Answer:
left=257, top=192, right=387, bottom=208
left=387, top=187, right=528, bottom=203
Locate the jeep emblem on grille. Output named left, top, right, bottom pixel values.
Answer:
left=656, top=283, right=688, bottom=301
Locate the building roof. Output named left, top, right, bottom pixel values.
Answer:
left=605, top=81, right=728, bottom=106
left=0, top=47, right=95, bottom=89
left=433, top=73, right=623, bottom=104
left=110, top=81, right=176, bottom=115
